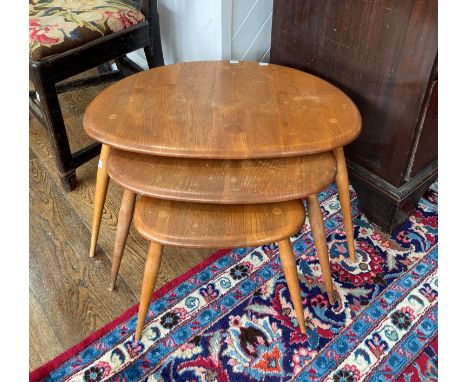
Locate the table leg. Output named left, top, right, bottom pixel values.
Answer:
left=334, top=147, right=356, bottom=262
left=307, top=194, right=336, bottom=305
left=89, top=144, right=111, bottom=257
left=278, top=239, right=307, bottom=334
left=135, top=242, right=163, bottom=341
left=109, top=189, right=137, bottom=291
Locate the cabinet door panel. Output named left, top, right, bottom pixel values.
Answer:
left=271, top=0, right=438, bottom=186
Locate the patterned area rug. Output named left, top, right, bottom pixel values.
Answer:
left=30, top=183, right=438, bottom=382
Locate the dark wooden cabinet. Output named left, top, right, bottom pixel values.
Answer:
left=270, top=0, right=438, bottom=232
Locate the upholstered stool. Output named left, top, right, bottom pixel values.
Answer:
left=132, top=197, right=308, bottom=340
left=29, top=0, right=145, bottom=61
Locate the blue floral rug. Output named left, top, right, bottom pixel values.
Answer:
left=30, top=183, right=438, bottom=382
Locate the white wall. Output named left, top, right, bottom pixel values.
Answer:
left=158, top=0, right=222, bottom=63
left=225, top=0, right=273, bottom=62
left=128, top=0, right=222, bottom=68
left=128, top=0, right=272, bottom=68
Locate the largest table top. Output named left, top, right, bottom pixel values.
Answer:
left=84, top=61, right=361, bottom=159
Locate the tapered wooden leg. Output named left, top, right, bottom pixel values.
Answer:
left=307, top=195, right=336, bottom=305
left=135, top=242, right=163, bottom=341
left=109, top=189, right=137, bottom=291
left=277, top=239, right=307, bottom=334
left=334, top=147, right=356, bottom=262
left=89, top=144, right=111, bottom=257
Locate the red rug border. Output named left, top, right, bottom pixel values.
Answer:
left=29, top=248, right=232, bottom=382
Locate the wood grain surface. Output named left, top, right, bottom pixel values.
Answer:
left=107, top=149, right=336, bottom=203
left=29, top=152, right=138, bottom=365
left=134, top=197, right=306, bottom=248
left=29, top=288, right=63, bottom=369
left=84, top=60, right=361, bottom=158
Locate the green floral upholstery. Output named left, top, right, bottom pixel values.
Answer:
left=29, top=0, right=145, bottom=61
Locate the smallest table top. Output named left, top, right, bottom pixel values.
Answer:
left=134, top=197, right=305, bottom=248
left=84, top=61, right=361, bottom=159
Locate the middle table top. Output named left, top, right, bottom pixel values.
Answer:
left=84, top=61, right=361, bottom=159
left=106, top=149, right=337, bottom=204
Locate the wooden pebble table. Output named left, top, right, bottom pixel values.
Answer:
left=83, top=61, right=361, bottom=340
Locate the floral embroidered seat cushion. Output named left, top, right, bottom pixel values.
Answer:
left=29, top=0, right=145, bottom=61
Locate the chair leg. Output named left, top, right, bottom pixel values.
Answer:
left=30, top=62, right=77, bottom=191
left=143, top=47, right=155, bottom=69
left=307, top=195, right=336, bottom=305
left=89, top=144, right=111, bottom=257
left=109, top=189, right=137, bottom=291
left=277, top=239, right=307, bottom=334
left=144, top=2, right=165, bottom=68
left=135, top=242, right=163, bottom=341
left=60, top=171, right=77, bottom=191
left=334, top=147, right=356, bottom=262
left=114, top=56, right=137, bottom=76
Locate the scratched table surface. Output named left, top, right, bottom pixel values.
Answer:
left=84, top=61, right=361, bottom=159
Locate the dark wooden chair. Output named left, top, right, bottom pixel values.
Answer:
left=29, top=0, right=164, bottom=191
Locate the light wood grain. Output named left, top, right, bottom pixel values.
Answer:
left=306, top=194, right=335, bottom=305
left=133, top=198, right=306, bottom=248
left=89, top=144, right=110, bottom=257
left=110, top=189, right=137, bottom=291
left=29, top=288, right=63, bottom=369
left=29, top=152, right=138, bottom=368
left=277, top=239, right=307, bottom=334
left=107, top=149, right=336, bottom=204
left=135, top=242, right=163, bottom=341
left=84, top=61, right=361, bottom=158
left=334, top=147, right=356, bottom=262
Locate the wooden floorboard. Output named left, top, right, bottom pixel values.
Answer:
left=29, top=288, right=63, bottom=369
left=30, top=152, right=138, bottom=369
left=29, top=74, right=217, bottom=370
